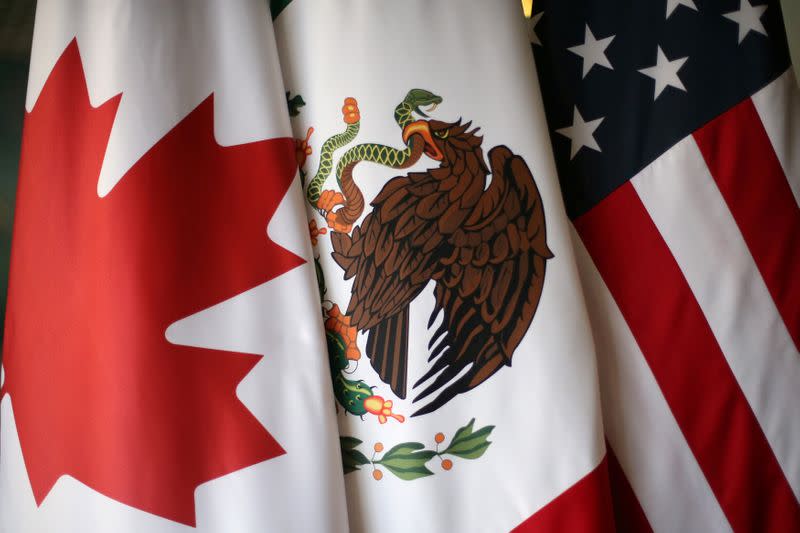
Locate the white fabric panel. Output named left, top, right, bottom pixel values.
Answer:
left=632, top=136, right=800, bottom=501
left=751, top=69, right=800, bottom=205
left=571, top=229, right=731, bottom=533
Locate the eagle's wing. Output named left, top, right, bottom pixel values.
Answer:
left=330, top=169, right=450, bottom=397
left=412, top=145, right=553, bottom=415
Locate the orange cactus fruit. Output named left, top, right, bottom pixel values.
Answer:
left=363, top=395, right=405, bottom=424
left=308, top=219, right=327, bottom=246
left=363, top=396, right=383, bottom=416
left=294, top=126, right=314, bottom=167
left=342, top=97, right=361, bottom=124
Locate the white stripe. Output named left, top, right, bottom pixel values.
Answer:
left=632, top=136, right=800, bottom=500
left=751, top=69, right=800, bottom=205
left=571, top=228, right=731, bottom=533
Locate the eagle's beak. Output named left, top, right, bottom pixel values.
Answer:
left=402, top=120, right=443, bottom=161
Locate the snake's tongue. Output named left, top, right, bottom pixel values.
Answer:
left=414, top=102, right=439, bottom=118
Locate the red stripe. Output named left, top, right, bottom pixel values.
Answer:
left=694, top=98, right=800, bottom=348
left=513, top=457, right=616, bottom=532
left=606, top=443, right=653, bottom=533
left=575, top=183, right=800, bottom=532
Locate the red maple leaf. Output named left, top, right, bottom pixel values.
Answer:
left=1, top=40, right=304, bottom=526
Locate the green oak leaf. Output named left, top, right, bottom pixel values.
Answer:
left=340, top=436, right=363, bottom=450
left=270, top=0, right=293, bottom=20
left=340, top=437, right=370, bottom=474
left=286, top=92, right=306, bottom=117
left=442, top=418, right=495, bottom=460
left=376, top=442, right=437, bottom=480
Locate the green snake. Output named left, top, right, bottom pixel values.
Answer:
left=306, top=90, right=441, bottom=420
left=305, top=89, right=442, bottom=227
left=305, top=113, right=360, bottom=207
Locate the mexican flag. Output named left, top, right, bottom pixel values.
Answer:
left=274, top=1, right=609, bottom=532
left=2, top=1, right=610, bottom=531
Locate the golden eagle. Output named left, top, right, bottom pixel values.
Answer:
left=330, top=118, right=553, bottom=416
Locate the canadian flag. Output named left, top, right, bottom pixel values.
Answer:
left=1, top=1, right=347, bottom=531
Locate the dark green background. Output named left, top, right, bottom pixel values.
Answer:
left=0, top=60, right=27, bottom=336
left=1, top=0, right=35, bottom=339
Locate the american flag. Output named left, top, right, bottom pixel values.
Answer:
left=530, top=0, right=799, bottom=531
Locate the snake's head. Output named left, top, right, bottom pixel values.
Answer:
left=404, top=89, right=443, bottom=118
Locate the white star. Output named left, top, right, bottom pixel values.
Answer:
left=638, top=46, right=689, bottom=100
left=666, top=0, right=697, bottom=19
left=568, top=25, right=615, bottom=78
left=723, top=0, right=768, bottom=43
left=556, top=106, right=604, bottom=159
left=527, top=11, right=544, bottom=46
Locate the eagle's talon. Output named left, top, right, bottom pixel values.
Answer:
left=326, top=210, right=352, bottom=234
left=318, top=189, right=350, bottom=232
left=317, top=189, right=345, bottom=212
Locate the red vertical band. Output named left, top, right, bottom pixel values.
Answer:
left=575, top=182, right=800, bottom=532
left=512, top=457, right=616, bottom=532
